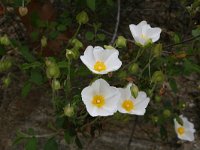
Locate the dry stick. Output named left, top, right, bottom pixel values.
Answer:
left=163, top=34, right=200, bottom=49
left=110, top=0, right=121, bottom=45
left=127, top=116, right=138, bottom=150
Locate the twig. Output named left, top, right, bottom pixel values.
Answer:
left=21, top=130, right=62, bottom=138
left=164, top=34, right=200, bottom=49
left=110, top=0, right=121, bottom=45
left=127, top=116, right=138, bottom=150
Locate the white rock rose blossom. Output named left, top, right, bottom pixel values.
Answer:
left=174, top=115, right=195, bottom=141
left=81, top=79, right=120, bottom=117
left=80, top=46, right=122, bottom=74
left=117, top=83, right=150, bottom=115
left=129, top=21, right=162, bottom=46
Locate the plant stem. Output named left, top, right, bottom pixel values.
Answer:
left=66, top=59, right=71, bottom=97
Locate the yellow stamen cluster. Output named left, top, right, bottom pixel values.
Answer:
left=94, top=61, right=106, bottom=72
left=122, top=100, right=134, bottom=112
left=92, top=95, right=105, bottom=108
left=177, top=127, right=185, bottom=135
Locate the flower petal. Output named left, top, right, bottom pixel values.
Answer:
left=105, top=50, right=122, bottom=72
left=80, top=45, right=95, bottom=71
left=146, top=27, right=161, bottom=42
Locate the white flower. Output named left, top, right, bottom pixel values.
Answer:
left=80, top=46, right=122, bottom=74
left=117, top=83, right=150, bottom=115
left=81, top=78, right=120, bottom=117
left=129, top=21, right=161, bottom=46
left=174, top=115, right=195, bottom=141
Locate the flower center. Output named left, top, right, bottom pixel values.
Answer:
left=94, top=61, right=106, bottom=72
left=177, top=127, right=185, bottom=135
left=122, top=100, right=134, bottom=112
left=92, top=95, right=105, bottom=108
left=141, top=34, right=149, bottom=41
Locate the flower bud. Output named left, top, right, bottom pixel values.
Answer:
left=152, top=116, right=158, bottom=123
left=152, top=71, right=165, bottom=83
left=76, top=11, right=89, bottom=24
left=2, top=76, right=11, bottom=88
left=163, top=109, right=171, bottom=118
left=130, top=84, right=139, bottom=98
left=152, top=43, right=162, bottom=57
left=51, top=79, right=61, bottom=90
left=70, top=38, right=83, bottom=50
left=46, top=64, right=60, bottom=79
left=178, top=101, right=186, bottom=110
left=0, top=59, right=12, bottom=72
left=63, top=104, right=74, bottom=117
left=0, top=35, right=10, bottom=46
left=115, top=36, right=127, bottom=48
left=129, top=63, right=139, bottom=74
left=41, top=36, right=47, bottom=47
left=18, top=6, right=28, bottom=16
left=66, top=49, right=76, bottom=60
left=104, top=45, right=115, bottom=50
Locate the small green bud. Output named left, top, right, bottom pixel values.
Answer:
left=66, top=49, right=76, bottom=60
left=163, top=109, right=171, bottom=118
left=155, top=95, right=161, bottom=103
left=178, top=101, right=186, bottom=110
left=45, top=59, right=52, bottom=67
left=115, top=36, right=127, bottom=48
left=2, top=76, right=11, bottom=88
left=152, top=43, right=162, bottom=57
left=70, top=38, right=83, bottom=50
left=51, top=79, right=61, bottom=90
left=41, top=36, right=47, bottom=47
left=130, top=84, right=139, bottom=98
left=0, top=35, right=10, bottom=46
left=0, top=59, right=12, bottom=72
left=152, top=116, right=159, bottom=123
left=63, top=104, right=74, bottom=117
left=46, top=64, right=60, bottom=79
left=129, top=63, right=139, bottom=74
left=152, top=71, right=165, bottom=83
left=104, top=45, right=115, bottom=50
left=76, top=11, right=89, bottom=24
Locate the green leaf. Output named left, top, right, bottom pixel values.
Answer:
left=172, top=33, right=180, bottom=44
left=0, top=45, right=6, bottom=56
left=30, top=31, right=39, bottom=42
left=19, top=46, right=36, bottom=62
left=21, top=82, right=32, bottom=97
left=86, top=0, right=96, bottom=11
left=184, top=59, right=200, bottom=74
left=25, top=137, right=37, bottom=150
left=57, top=61, right=68, bottom=68
left=44, top=138, right=58, bottom=150
left=192, top=27, right=200, bottom=37
left=106, top=0, right=114, bottom=6
left=85, top=31, right=94, bottom=41
left=30, top=69, right=43, bottom=85
left=97, top=33, right=106, bottom=41
left=75, top=136, right=83, bottom=149
left=169, top=78, right=178, bottom=93
left=49, top=31, right=59, bottom=39
left=64, top=129, right=76, bottom=144
left=21, top=62, right=42, bottom=70
left=12, top=136, right=25, bottom=146
left=57, top=24, right=66, bottom=32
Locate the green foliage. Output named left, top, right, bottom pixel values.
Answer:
left=0, top=0, right=198, bottom=149
left=44, top=138, right=58, bottom=150
left=86, top=0, right=96, bottom=11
